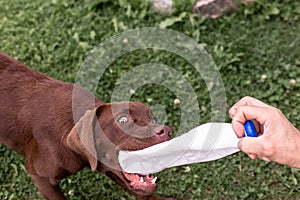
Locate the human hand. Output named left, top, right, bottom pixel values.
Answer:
left=229, top=96, right=300, bottom=168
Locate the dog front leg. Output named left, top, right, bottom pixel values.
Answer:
left=25, top=161, right=66, bottom=200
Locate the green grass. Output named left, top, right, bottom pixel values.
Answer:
left=1, top=0, right=300, bottom=199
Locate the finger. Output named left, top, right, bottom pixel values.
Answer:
left=232, top=105, right=268, bottom=128
left=231, top=120, right=245, bottom=138
left=260, top=156, right=271, bottom=162
left=252, top=119, right=263, bottom=135
left=235, top=96, right=270, bottom=108
left=248, top=153, right=257, bottom=160
left=229, top=107, right=237, bottom=118
left=238, top=137, right=265, bottom=156
left=231, top=105, right=268, bottom=138
left=229, top=96, right=270, bottom=118
left=231, top=119, right=263, bottom=138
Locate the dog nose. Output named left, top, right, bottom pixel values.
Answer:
left=154, top=125, right=172, bottom=138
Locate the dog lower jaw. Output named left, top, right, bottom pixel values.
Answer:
left=122, top=171, right=157, bottom=194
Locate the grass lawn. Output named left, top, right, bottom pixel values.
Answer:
left=1, top=0, right=300, bottom=199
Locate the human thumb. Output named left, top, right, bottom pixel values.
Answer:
left=238, top=137, right=264, bottom=156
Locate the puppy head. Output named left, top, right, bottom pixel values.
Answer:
left=67, top=101, right=172, bottom=196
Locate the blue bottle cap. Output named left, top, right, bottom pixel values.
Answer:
left=244, top=120, right=258, bottom=137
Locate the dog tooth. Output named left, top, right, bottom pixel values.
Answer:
left=151, top=177, right=157, bottom=184
left=140, top=177, right=144, bottom=183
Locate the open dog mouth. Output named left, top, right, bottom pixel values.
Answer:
left=122, top=171, right=157, bottom=192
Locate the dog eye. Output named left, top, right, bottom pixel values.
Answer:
left=118, top=116, right=128, bottom=124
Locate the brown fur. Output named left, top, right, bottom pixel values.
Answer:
left=0, top=52, right=174, bottom=200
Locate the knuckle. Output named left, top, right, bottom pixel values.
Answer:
left=274, top=107, right=283, bottom=116
left=265, top=107, right=282, bottom=118
left=269, top=107, right=282, bottom=115
left=241, top=96, right=253, bottom=103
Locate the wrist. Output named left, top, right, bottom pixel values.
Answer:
left=289, top=130, right=300, bottom=168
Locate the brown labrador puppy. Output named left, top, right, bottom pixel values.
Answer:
left=0, top=52, right=174, bottom=200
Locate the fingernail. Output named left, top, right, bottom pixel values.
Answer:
left=248, top=153, right=257, bottom=160
left=229, top=107, right=237, bottom=118
left=261, top=157, right=271, bottom=162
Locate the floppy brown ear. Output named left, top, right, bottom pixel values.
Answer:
left=66, top=108, right=101, bottom=171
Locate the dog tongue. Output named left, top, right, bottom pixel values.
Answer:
left=119, top=123, right=240, bottom=175
left=123, top=172, right=140, bottom=182
left=122, top=171, right=157, bottom=191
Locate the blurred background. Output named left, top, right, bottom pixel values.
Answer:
left=0, top=0, right=299, bottom=199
